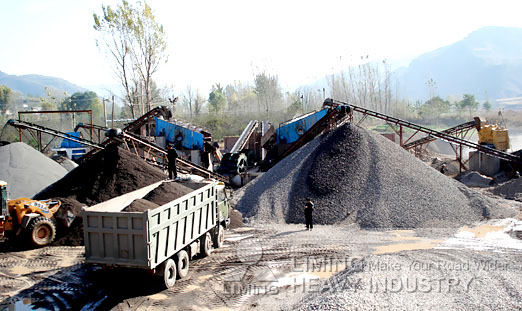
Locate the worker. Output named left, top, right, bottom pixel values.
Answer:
left=440, top=164, right=447, bottom=174
left=167, top=144, right=178, bottom=180
left=304, top=198, right=314, bottom=230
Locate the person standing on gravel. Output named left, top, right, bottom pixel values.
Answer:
left=167, top=144, right=178, bottom=180
left=304, top=198, right=314, bottom=230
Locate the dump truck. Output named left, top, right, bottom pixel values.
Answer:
left=0, top=180, right=64, bottom=247
left=82, top=180, right=230, bottom=288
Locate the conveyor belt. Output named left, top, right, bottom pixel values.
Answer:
left=326, top=98, right=521, bottom=163
left=7, top=119, right=103, bottom=149
left=230, top=120, right=258, bottom=154
left=403, top=121, right=476, bottom=150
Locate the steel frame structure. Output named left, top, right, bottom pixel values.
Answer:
left=326, top=98, right=521, bottom=172
left=7, top=119, right=103, bottom=153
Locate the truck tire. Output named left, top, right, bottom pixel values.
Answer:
left=200, top=232, right=212, bottom=257
left=176, top=250, right=189, bottom=279
left=27, top=217, right=56, bottom=247
left=158, top=258, right=176, bottom=288
left=213, top=224, right=225, bottom=248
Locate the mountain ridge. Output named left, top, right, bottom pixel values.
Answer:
left=0, top=70, right=87, bottom=97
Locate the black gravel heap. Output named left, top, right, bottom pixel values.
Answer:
left=236, top=123, right=514, bottom=228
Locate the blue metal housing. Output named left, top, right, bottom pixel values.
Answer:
left=155, top=117, right=204, bottom=151
left=276, top=108, right=328, bottom=144
left=60, top=132, right=85, bottom=148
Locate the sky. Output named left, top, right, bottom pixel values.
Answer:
left=1, top=0, right=522, bottom=97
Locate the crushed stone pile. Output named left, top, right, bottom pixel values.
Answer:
left=0, top=142, right=67, bottom=198
left=229, top=209, right=243, bottom=229
left=51, top=155, right=79, bottom=172
left=35, top=144, right=167, bottom=245
left=491, top=177, right=522, bottom=202
left=236, top=123, right=514, bottom=228
left=457, top=170, right=495, bottom=188
left=124, top=199, right=160, bottom=212
left=122, top=182, right=194, bottom=212
left=142, top=182, right=194, bottom=206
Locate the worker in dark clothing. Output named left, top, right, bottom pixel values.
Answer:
left=167, top=144, right=178, bottom=180
left=304, top=198, right=314, bottom=230
left=440, top=164, right=447, bottom=174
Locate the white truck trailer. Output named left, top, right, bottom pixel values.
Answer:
left=82, top=180, right=230, bottom=288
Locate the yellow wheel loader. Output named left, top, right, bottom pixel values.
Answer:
left=0, top=180, right=62, bottom=247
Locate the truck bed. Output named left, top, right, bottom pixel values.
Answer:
left=83, top=181, right=218, bottom=269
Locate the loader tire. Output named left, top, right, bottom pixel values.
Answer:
left=176, top=250, right=189, bottom=279
left=28, top=217, right=56, bottom=247
left=200, top=232, right=212, bottom=257
left=213, top=224, right=225, bottom=248
left=157, top=258, right=176, bottom=288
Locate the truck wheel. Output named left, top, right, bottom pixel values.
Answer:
left=176, top=250, right=189, bottom=279
left=200, top=232, right=212, bottom=257
left=213, top=224, right=225, bottom=248
left=28, top=217, right=56, bottom=247
left=158, top=258, right=176, bottom=288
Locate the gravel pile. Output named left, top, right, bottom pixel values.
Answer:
left=491, top=178, right=522, bottom=202
left=35, top=144, right=167, bottom=245
left=236, top=124, right=514, bottom=228
left=456, top=171, right=495, bottom=188
left=290, top=249, right=522, bottom=311
left=124, top=199, right=159, bottom=212
left=51, top=155, right=79, bottom=172
left=123, top=182, right=194, bottom=212
left=141, top=181, right=194, bottom=206
left=34, top=144, right=166, bottom=208
left=0, top=142, right=67, bottom=198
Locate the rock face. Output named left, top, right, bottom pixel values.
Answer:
left=237, top=124, right=514, bottom=228
left=0, top=142, right=67, bottom=198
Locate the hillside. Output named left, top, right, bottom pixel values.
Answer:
left=396, top=26, right=522, bottom=102
left=0, top=71, right=86, bottom=97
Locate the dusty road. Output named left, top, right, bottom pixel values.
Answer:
left=0, top=218, right=521, bottom=311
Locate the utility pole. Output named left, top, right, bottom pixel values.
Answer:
left=111, top=95, right=115, bottom=128
left=103, top=98, right=107, bottom=127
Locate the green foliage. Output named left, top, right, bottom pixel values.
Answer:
left=420, top=96, right=450, bottom=117
left=483, top=100, right=491, bottom=111
left=254, top=72, right=283, bottom=118
left=0, top=85, right=12, bottom=113
left=60, top=91, right=101, bottom=111
left=287, top=98, right=303, bottom=115
left=208, top=84, right=227, bottom=113
left=93, top=0, right=167, bottom=117
left=458, top=94, right=479, bottom=116
left=40, top=100, right=57, bottom=111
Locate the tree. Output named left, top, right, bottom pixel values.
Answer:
left=194, top=90, right=205, bottom=116
left=93, top=0, right=167, bottom=118
left=458, top=94, right=479, bottom=117
left=208, top=84, right=227, bottom=113
left=182, top=85, right=194, bottom=117
left=254, top=72, right=283, bottom=119
left=483, top=100, right=491, bottom=112
left=0, top=85, right=12, bottom=114
left=61, top=91, right=102, bottom=112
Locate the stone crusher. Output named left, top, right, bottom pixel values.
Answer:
left=260, top=101, right=351, bottom=170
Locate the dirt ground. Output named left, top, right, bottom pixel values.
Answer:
left=0, top=208, right=521, bottom=311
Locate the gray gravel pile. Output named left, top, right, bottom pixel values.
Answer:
left=456, top=170, right=495, bottom=188
left=236, top=124, right=514, bottom=228
left=51, top=155, right=79, bottom=172
left=491, top=178, right=522, bottom=201
left=0, top=142, right=67, bottom=198
left=290, top=249, right=522, bottom=311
